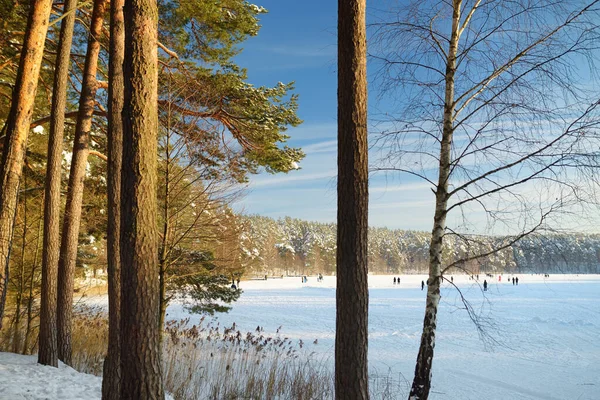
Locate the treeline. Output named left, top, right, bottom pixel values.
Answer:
left=241, top=215, right=600, bottom=275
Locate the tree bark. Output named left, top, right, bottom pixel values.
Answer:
left=39, top=0, right=78, bottom=367
left=119, top=0, right=164, bottom=395
left=336, top=0, right=369, bottom=398
left=101, top=0, right=124, bottom=395
left=409, top=2, right=461, bottom=399
left=56, top=0, right=107, bottom=364
left=0, top=0, right=53, bottom=329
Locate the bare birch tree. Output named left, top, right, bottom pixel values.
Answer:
left=370, top=1, right=600, bottom=398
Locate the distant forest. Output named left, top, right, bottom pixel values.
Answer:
left=241, top=215, right=600, bottom=276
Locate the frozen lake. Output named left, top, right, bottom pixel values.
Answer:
left=166, top=274, right=600, bottom=400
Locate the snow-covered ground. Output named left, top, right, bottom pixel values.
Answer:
left=163, top=274, right=600, bottom=400
left=0, top=352, right=177, bottom=400
left=0, top=352, right=102, bottom=399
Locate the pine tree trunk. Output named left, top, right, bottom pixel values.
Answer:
left=0, top=0, right=53, bottom=329
left=409, top=2, right=460, bottom=399
left=101, top=0, right=124, bottom=395
left=336, top=0, right=369, bottom=398
left=119, top=0, right=164, bottom=395
left=56, top=0, right=106, bottom=364
left=39, top=0, right=78, bottom=367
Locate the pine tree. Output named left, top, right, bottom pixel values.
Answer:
left=0, top=0, right=53, bottom=327
left=119, top=0, right=164, bottom=394
left=101, top=0, right=124, bottom=395
left=336, top=0, right=369, bottom=398
left=38, top=0, right=78, bottom=368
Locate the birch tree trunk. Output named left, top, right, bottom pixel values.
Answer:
left=119, top=0, right=164, bottom=394
left=101, top=0, right=124, bottom=395
left=0, top=0, right=53, bottom=328
left=39, top=0, right=78, bottom=367
left=336, top=0, right=369, bottom=398
left=56, top=0, right=107, bottom=364
left=409, top=2, right=460, bottom=399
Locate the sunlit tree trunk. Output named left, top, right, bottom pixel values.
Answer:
left=39, top=0, right=78, bottom=367
left=336, top=0, right=369, bottom=398
left=0, top=0, right=53, bottom=328
left=56, top=0, right=107, bottom=364
left=119, top=0, right=164, bottom=394
left=101, top=0, right=124, bottom=395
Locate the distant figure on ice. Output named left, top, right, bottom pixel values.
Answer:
left=516, top=277, right=519, bottom=285
left=512, top=277, right=515, bottom=285
left=421, top=280, right=425, bottom=290
left=397, top=277, right=401, bottom=284
left=498, top=275, right=501, bottom=282
left=451, top=276, right=454, bottom=283
left=483, top=280, right=488, bottom=291
left=393, top=277, right=397, bottom=284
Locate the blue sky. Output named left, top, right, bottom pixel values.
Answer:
left=231, top=0, right=438, bottom=231
left=230, top=0, right=600, bottom=235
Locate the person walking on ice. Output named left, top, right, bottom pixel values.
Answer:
left=483, top=280, right=488, bottom=291
left=421, top=280, right=425, bottom=290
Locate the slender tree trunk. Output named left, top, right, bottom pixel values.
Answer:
left=39, top=0, right=78, bottom=367
left=0, top=0, right=53, bottom=328
left=56, top=0, right=107, bottom=364
left=101, top=0, right=124, bottom=395
left=409, top=2, right=460, bottom=399
left=12, top=186, right=27, bottom=353
left=336, top=0, right=369, bottom=398
left=158, top=130, right=171, bottom=331
left=158, top=266, right=167, bottom=330
left=120, top=0, right=164, bottom=395
left=23, top=215, right=43, bottom=354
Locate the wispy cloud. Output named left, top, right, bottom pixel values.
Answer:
left=369, top=181, right=433, bottom=193
left=259, top=44, right=336, bottom=58
left=287, top=122, right=336, bottom=142
left=301, top=139, right=337, bottom=154
left=249, top=170, right=337, bottom=188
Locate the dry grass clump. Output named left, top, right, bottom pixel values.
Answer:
left=3, top=308, right=334, bottom=399
left=162, top=318, right=333, bottom=399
